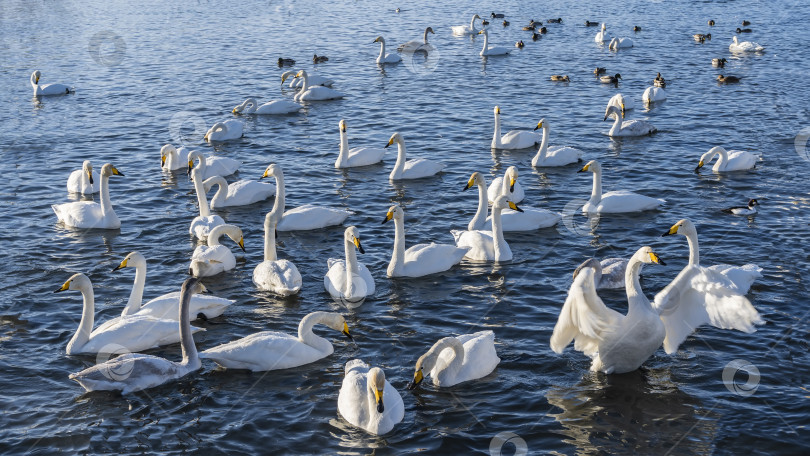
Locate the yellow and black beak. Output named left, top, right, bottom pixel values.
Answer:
left=661, top=223, right=680, bottom=237
left=188, top=160, right=195, bottom=176
left=534, top=121, right=543, bottom=131
left=374, top=387, right=384, bottom=413
left=509, top=177, right=516, bottom=193
left=694, top=160, right=704, bottom=174
left=577, top=164, right=590, bottom=173
left=341, top=123, right=346, bottom=133
left=407, top=368, right=424, bottom=390
left=621, top=103, right=626, bottom=118
left=342, top=322, right=353, bottom=341
left=385, top=137, right=394, bottom=149
left=161, top=155, right=167, bottom=167
left=112, top=257, right=128, bottom=272
left=353, top=237, right=365, bottom=254
left=463, top=177, right=475, bottom=191
left=508, top=201, right=523, bottom=213
left=232, top=107, right=238, bottom=114
left=111, top=166, right=124, bottom=177
left=382, top=211, right=394, bottom=224
left=649, top=251, right=666, bottom=266
left=54, top=280, right=70, bottom=293
left=260, top=168, right=270, bottom=180
left=237, top=237, right=246, bottom=252
left=87, top=169, right=94, bottom=185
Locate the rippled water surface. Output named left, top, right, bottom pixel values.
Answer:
left=2, top=0, right=809, bottom=454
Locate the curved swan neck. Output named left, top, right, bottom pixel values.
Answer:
left=378, top=39, right=386, bottom=61
left=192, top=168, right=212, bottom=217
left=207, top=224, right=230, bottom=246
left=122, top=262, right=147, bottom=316
left=263, top=212, right=277, bottom=261
left=422, top=337, right=464, bottom=379
left=710, top=147, right=728, bottom=167
left=67, top=283, right=95, bottom=354
left=481, top=30, right=489, bottom=54
left=423, top=28, right=431, bottom=44
left=609, top=110, right=622, bottom=136
left=470, top=180, right=487, bottom=230
left=388, top=217, right=406, bottom=276
left=297, top=313, right=332, bottom=352
left=179, top=280, right=199, bottom=365
left=389, top=137, right=407, bottom=179
left=470, top=15, right=478, bottom=30
left=535, top=124, right=550, bottom=160
left=270, top=171, right=285, bottom=223
left=624, top=257, right=648, bottom=308
left=206, top=176, right=227, bottom=207
left=30, top=72, right=38, bottom=88
left=590, top=167, right=603, bottom=204
left=299, top=71, right=309, bottom=91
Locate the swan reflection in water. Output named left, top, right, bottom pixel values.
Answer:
left=546, top=368, right=718, bottom=455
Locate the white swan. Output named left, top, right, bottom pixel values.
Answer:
left=203, top=175, right=275, bottom=209
left=386, top=132, right=445, bottom=180
left=642, top=87, right=667, bottom=105
left=695, top=146, right=758, bottom=173
left=160, top=144, right=192, bottom=172
left=491, top=106, right=542, bottom=150
left=187, top=149, right=241, bottom=179
left=204, top=119, right=243, bottom=142
left=66, top=160, right=99, bottom=194
left=324, top=226, right=375, bottom=306
left=336, top=119, right=386, bottom=168
left=607, top=93, right=634, bottom=112
left=660, top=219, right=762, bottom=293
left=188, top=155, right=225, bottom=241
left=463, top=172, right=489, bottom=231
left=281, top=70, right=334, bottom=89
left=200, top=311, right=352, bottom=371
left=531, top=118, right=584, bottom=167
left=594, top=23, right=612, bottom=43
left=603, top=105, right=656, bottom=137
left=608, top=37, right=634, bottom=49
left=406, top=330, right=500, bottom=388
left=189, top=224, right=245, bottom=277
left=478, top=29, right=511, bottom=56
left=578, top=160, right=664, bottom=213
left=383, top=205, right=469, bottom=277
left=452, top=195, right=519, bottom=262
left=487, top=166, right=525, bottom=203
left=113, top=251, right=233, bottom=320
left=253, top=201, right=303, bottom=296
left=69, top=278, right=204, bottom=393
left=52, top=163, right=123, bottom=229
left=30, top=70, right=72, bottom=96
left=293, top=70, right=345, bottom=102
left=374, top=36, right=402, bottom=64
left=261, top=163, right=351, bottom=231
left=398, top=27, right=435, bottom=52
left=573, top=257, right=629, bottom=289
left=55, top=273, right=202, bottom=355
left=484, top=168, right=561, bottom=231
left=729, top=36, right=764, bottom=52
left=232, top=97, right=301, bottom=115
left=452, top=14, right=481, bottom=36
left=338, top=359, right=404, bottom=435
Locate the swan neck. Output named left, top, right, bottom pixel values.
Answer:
left=609, top=110, right=622, bottom=136
left=390, top=139, right=406, bottom=179
left=492, top=111, right=501, bottom=147
left=715, top=148, right=728, bottom=166
left=67, top=284, right=94, bottom=353
left=378, top=40, right=386, bottom=60
left=210, top=179, right=226, bottom=207
left=99, top=170, right=113, bottom=216
left=270, top=172, right=285, bottom=223
left=263, top=212, right=277, bottom=261
left=179, top=283, right=198, bottom=365
left=298, top=314, right=331, bottom=352
left=481, top=31, right=489, bottom=53
left=470, top=15, right=477, bottom=30
left=122, top=263, right=146, bottom=316
left=491, top=206, right=506, bottom=256
left=344, top=238, right=359, bottom=294
left=424, top=337, right=464, bottom=380
left=590, top=168, right=602, bottom=203
left=423, top=28, right=430, bottom=44
left=470, top=180, right=487, bottom=230
left=685, top=229, right=700, bottom=265
left=337, top=128, right=349, bottom=166
left=624, top=257, right=646, bottom=303
left=537, top=124, right=549, bottom=158
left=389, top=217, right=406, bottom=275
left=207, top=225, right=226, bottom=246
left=192, top=169, right=211, bottom=217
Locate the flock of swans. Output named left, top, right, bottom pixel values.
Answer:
left=40, top=13, right=768, bottom=437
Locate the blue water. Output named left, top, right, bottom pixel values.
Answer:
left=1, top=0, right=809, bottom=454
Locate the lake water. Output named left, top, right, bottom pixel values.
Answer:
left=1, top=0, right=809, bottom=454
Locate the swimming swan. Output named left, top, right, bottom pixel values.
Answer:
left=603, top=105, right=656, bottom=136
left=203, top=175, right=275, bottom=209
left=642, top=87, right=667, bottom=105
left=160, top=144, right=192, bottom=172
left=281, top=70, right=335, bottom=89
left=188, top=153, right=225, bottom=241
left=478, top=29, right=511, bottom=56
left=594, top=23, right=612, bottom=43
left=491, top=106, right=542, bottom=150
left=608, top=37, right=634, bottom=49
left=232, top=97, right=302, bottom=115
left=398, top=27, right=435, bottom=52
left=253, top=197, right=303, bottom=296
left=336, top=119, right=386, bottom=168
left=293, top=70, right=345, bottom=102
left=385, top=132, right=445, bottom=180
left=694, top=146, right=758, bottom=173
left=452, top=14, right=481, bottom=36
left=30, top=70, right=73, bottom=96
left=189, top=224, right=245, bottom=277
left=204, top=119, right=243, bottom=142
left=52, top=163, right=123, bottom=229
left=374, top=36, right=402, bottom=64
left=578, top=160, right=664, bottom=213
left=186, top=149, right=241, bottom=179
left=325, top=226, right=375, bottom=306
left=66, top=160, right=99, bottom=194
left=407, top=330, right=500, bottom=388
left=729, top=36, right=764, bottom=52
left=452, top=195, right=520, bottom=262
left=531, top=118, right=584, bottom=167
left=338, top=359, right=404, bottom=435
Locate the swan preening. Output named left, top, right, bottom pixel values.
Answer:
left=478, top=29, right=511, bottom=56
left=200, top=311, right=352, bottom=371
left=336, top=119, right=386, bottom=168
left=374, top=36, right=402, bottom=64
left=453, top=195, right=520, bottom=262
left=532, top=118, right=583, bottom=167
left=603, top=105, right=656, bottom=136
left=293, top=70, right=345, bottom=102
left=383, top=205, right=469, bottom=277
left=69, top=278, right=204, bottom=393
left=203, top=175, right=276, bottom=209
left=253, top=202, right=303, bottom=296
left=730, top=36, right=764, bottom=52
left=188, top=224, right=245, bottom=277
left=578, top=160, right=665, bottom=213
left=491, top=106, right=541, bottom=149
left=385, top=132, right=445, bottom=180
left=66, top=160, right=99, bottom=194
left=398, top=27, right=435, bottom=52
left=189, top=152, right=225, bottom=241
left=204, top=119, right=243, bottom=142
left=407, top=330, right=500, bottom=388
left=452, top=14, right=481, bottom=36
left=53, top=163, right=123, bottom=229
left=281, top=70, right=334, bottom=89
left=695, top=146, right=758, bottom=173
left=338, top=359, right=404, bottom=435
left=232, top=97, right=301, bottom=115
left=324, top=226, right=375, bottom=306
left=30, top=70, right=73, bottom=96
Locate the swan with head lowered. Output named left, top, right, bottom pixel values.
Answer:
left=398, top=27, right=435, bottom=52
left=232, top=97, right=301, bottom=115
left=491, top=106, right=542, bottom=150
left=642, top=87, right=667, bottom=105
left=160, top=144, right=192, bottom=172
left=69, top=278, right=205, bottom=394
left=603, top=105, right=656, bottom=137
left=112, top=252, right=233, bottom=320
left=373, top=36, right=402, bottom=64
left=483, top=169, right=561, bottom=231
left=452, top=194, right=520, bottom=262
left=407, top=330, right=499, bottom=389
left=55, top=273, right=203, bottom=355
left=189, top=224, right=245, bottom=277
left=452, top=14, right=481, bottom=36
left=186, top=149, right=241, bottom=179
left=694, top=146, right=758, bottom=173
left=325, top=226, right=375, bottom=306
left=260, top=163, right=351, bottom=231
left=487, top=166, right=525, bottom=203
left=608, top=37, right=634, bottom=49
left=203, top=175, right=275, bottom=209
left=478, top=29, right=511, bottom=56
left=30, top=70, right=73, bottom=96
left=385, top=132, right=445, bottom=180
left=66, top=160, right=99, bottom=194
left=383, top=205, right=469, bottom=277
left=281, top=70, right=334, bottom=89
left=204, top=119, right=243, bottom=142
left=578, top=160, right=664, bottom=213
left=293, top=70, right=345, bottom=102
left=200, top=311, right=353, bottom=371
left=531, top=118, right=584, bottom=167
left=52, top=163, right=124, bottom=229
left=729, top=36, right=764, bottom=52
left=338, top=359, right=404, bottom=436
left=188, top=154, right=225, bottom=241
left=336, top=119, right=386, bottom=168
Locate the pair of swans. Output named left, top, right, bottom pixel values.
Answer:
left=452, top=14, right=481, bottom=36
left=336, top=119, right=386, bottom=168
left=232, top=97, right=301, bottom=115
left=594, top=23, right=612, bottom=43
left=202, top=175, right=276, bottom=209
left=579, top=160, right=664, bottom=213
left=325, top=226, right=376, bottom=306
left=729, top=36, right=764, bottom=52
left=292, top=70, right=345, bottom=102
left=603, top=105, right=656, bottom=137
left=66, top=160, right=99, bottom=194
left=53, top=163, right=123, bottom=229
left=398, top=27, right=435, bottom=53
left=385, top=132, right=445, bottom=180
left=200, top=311, right=352, bottom=371
left=204, top=119, right=243, bottom=142
left=338, top=359, right=404, bottom=435
left=55, top=273, right=203, bottom=355
left=491, top=106, right=541, bottom=149
left=373, top=36, right=401, bottom=64
left=407, top=330, right=500, bottom=389
left=695, top=146, right=758, bottom=173
left=478, top=29, right=510, bottom=56
left=30, top=70, right=73, bottom=96
left=476, top=170, right=561, bottom=231
left=189, top=224, right=245, bottom=277
left=70, top=278, right=205, bottom=393
left=281, top=70, right=334, bottom=89
left=453, top=194, right=521, bottom=262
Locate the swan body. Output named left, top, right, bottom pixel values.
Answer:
left=338, top=360, right=404, bottom=435
left=609, top=37, right=634, bottom=49
left=487, top=166, right=525, bottom=203
left=407, top=330, right=500, bottom=388
left=52, top=163, right=123, bottom=229
left=188, top=152, right=225, bottom=241
left=594, top=23, right=612, bottom=43
left=573, top=257, right=629, bottom=289
left=69, top=278, right=204, bottom=393
left=336, top=119, right=386, bottom=168
left=203, top=175, right=275, bottom=209
left=452, top=14, right=481, bottom=36
left=695, top=146, right=758, bottom=173
left=66, top=160, right=99, bottom=194
left=252, top=181, right=302, bottom=295
left=232, top=97, right=301, bottom=115
left=491, top=106, right=542, bottom=150
left=482, top=167, right=560, bottom=231
left=30, top=70, right=72, bottom=96
left=453, top=195, right=519, bottom=262
left=160, top=144, right=191, bottom=171
left=189, top=224, right=245, bottom=277
left=281, top=70, right=334, bottom=89
left=478, top=29, right=510, bottom=56
left=204, top=119, right=243, bottom=142
left=374, top=36, right=402, bottom=64
left=579, top=160, right=664, bottom=213
left=642, top=87, right=667, bottom=104
left=398, top=27, right=435, bottom=52
left=607, top=93, right=634, bottom=112
left=604, top=105, right=656, bottom=136
left=200, top=312, right=352, bottom=371
left=532, top=118, right=583, bottom=167
left=55, top=274, right=203, bottom=356
left=325, top=226, right=375, bottom=306
left=186, top=149, right=240, bottom=179
left=293, top=70, right=345, bottom=102
left=383, top=205, right=469, bottom=277
left=730, top=36, right=764, bottom=52
left=464, top=171, right=559, bottom=232
left=386, top=132, right=445, bottom=180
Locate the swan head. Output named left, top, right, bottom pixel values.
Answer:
left=261, top=163, right=282, bottom=180
left=661, top=218, right=696, bottom=239
left=493, top=194, right=523, bottom=212
left=572, top=258, right=603, bottom=284
left=100, top=163, right=124, bottom=178
left=339, top=119, right=346, bottom=133
left=204, top=122, right=226, bottom=141
left=493, top=105, right=500, bottom=116
left=232, top=98, right=256, bottom=114
left=373, top=36, right=385, bottom=44
left=82, top=160, right=94, bottom=185
left=316, top=312, right=353, bottom=341
left=695, top=147, right=725, bottom=173
left=603, top=104, right=622, bottom=121
left=382, top=205, right=404, bottom=224
left=534, top=118, right=547, bottom=131
left=345, top=226, right=365, bottom=254
left=112, top=251, right=146, bottom=272
left=407, top=357, right=427, bottom=390
left=225, top=226, right=246, bottom=252
left=478, top=29, right=488, bottom=36
left=280, top=70, right=296, bottom=84
left=505, top=166, right=519, bottom=192
left=464, top=171, right=485, bottom=191
left=160, top=144, right=177, bottom=167
left=385, top=132, right=402, bottom=149
left=634, top=246, right=666, bottom=266
left=426, top=27, right=435, bottom=35
left=32, top=70, right=41, bottom=85
left=54, top=273, right=91, bottom=293
left=293, top=70, right=307, bottom=79
left=368, top=367, right=386, bottom=413
left=578, top=160, right=601, bottom=174
left=187, top=150, right=203, bottom=175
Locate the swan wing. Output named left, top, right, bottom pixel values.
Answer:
left=597, top=190, right=664, bottom=213
left=707, top=263, right=762, bottom=293
left=85, top=314, right=203, bottom=353
left=277, top=204, right=350, bottom=231
left=486, top=207, right=561, bottom=231
left=202, top=157, right=241, bottom=178
left=451, top=229, right=495, bottom=261
left=200, top=331, right=326, bottom=371
left=401, top=243, right=469, bottom=277
left=346, top=147, right=386, bottom=167
left=598, top=257, right=628, bottom=289
left=455, top=330, right=500, bottom=383
left=620, top=119, right=656, bottom=136
left=499, top=130, right=542, bottom=150
left=401, top=158, right=445, bottom=179
left=540, top=146, right=583, bottom=167
left=69, top=353, right=189, bottom=393
left=255, top=99, right=302, bottom=114
left=220, top=180, right=276, bottom=207
left=138, top=292, right=234, bottom=320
